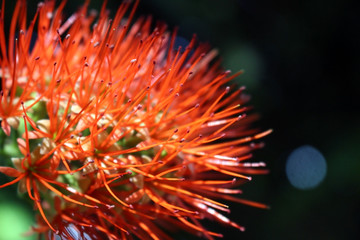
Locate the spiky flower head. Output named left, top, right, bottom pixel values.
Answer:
left=0, top=0, right=271, bottom=239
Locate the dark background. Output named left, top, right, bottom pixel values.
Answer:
left=1, top=0, right=359, bottom=239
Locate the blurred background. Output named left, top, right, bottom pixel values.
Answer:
left=1, top=0, right=359, bottom=239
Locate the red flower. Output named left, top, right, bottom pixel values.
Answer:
left=0, top=0, right=271, bottom=239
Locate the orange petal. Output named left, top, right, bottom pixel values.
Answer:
left=1, top=120, right=11, bottom=136
left=17, top=138, right=28, bottom=155
left=25, top=130, right=48, bottom=139
left=0, top=166, right=21, bottom=177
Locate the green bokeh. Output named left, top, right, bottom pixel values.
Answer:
left=0, top=193, right=36, bottom=240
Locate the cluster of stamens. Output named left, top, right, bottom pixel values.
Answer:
left=0, top=0, right=271, bottom=239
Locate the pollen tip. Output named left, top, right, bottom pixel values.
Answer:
left=35, top=56, right=40, bottom=60
left=237, top=114, right=246, bottom=120
left=226, top=86, right=230, bottom=93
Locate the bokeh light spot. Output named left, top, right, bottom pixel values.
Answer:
left=286, top=145, right=327, bottom=190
